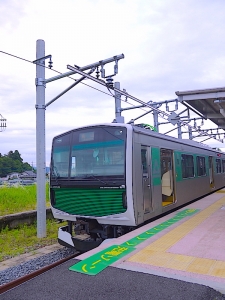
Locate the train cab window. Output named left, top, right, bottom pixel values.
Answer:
left=181, top=154, right=194, bottom=178
left=216, top=159, right=222, bottom=173
left=222, top=160, right=225, bottom=173
left=51, top=134, right=71, bottom=178
left=196, top=156, right=206, bottom=176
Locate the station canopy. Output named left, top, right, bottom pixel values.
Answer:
left=176, top=87, right=225, bottom=130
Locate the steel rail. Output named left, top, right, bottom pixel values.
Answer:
left=0, top=252, right=79, bottom=294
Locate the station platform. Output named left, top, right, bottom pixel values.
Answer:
left=75, top=189, right=225, bottom=294
left=1, top=190, right=225, bottom=299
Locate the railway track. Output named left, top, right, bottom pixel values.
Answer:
left=0, top=194, right=215, bottom=295
left=0, top=252, right=79, bottom=294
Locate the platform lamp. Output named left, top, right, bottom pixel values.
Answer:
left=0, top=114, right=7, bottom=132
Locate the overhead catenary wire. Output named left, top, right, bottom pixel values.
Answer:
left=0, top=50, right=113, bottom=98
left=0, top=50, right=222, bottom=143
left=68, top=64, right=224, bottom=143
left=0, top=50, right=155, bottom=114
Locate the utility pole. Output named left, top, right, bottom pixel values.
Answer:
left=35, top=40, right=46, bottom=238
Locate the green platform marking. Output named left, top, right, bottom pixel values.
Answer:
left=69, top=208, right=199, bottom=275
left=69, top=245, right=135, bottom=275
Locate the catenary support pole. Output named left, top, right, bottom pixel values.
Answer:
left=188, top=126, right=193, bottom=139
left=153, top=108, right=159, bottom=132
left=177, top=120, right=182, bottom=139
left=36, top=39, right=46, bottom=238
left=114, top=82, right=124, bottom=123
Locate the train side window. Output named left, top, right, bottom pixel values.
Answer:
left=141, top=149, right=148, bottom=173
left=196, top=156, right=206, bottom=176
left=181, top=154, right=194, bottom=178
left=216, top=159, right=222, bottom=173
left=222, top=160, right=225, bottom=173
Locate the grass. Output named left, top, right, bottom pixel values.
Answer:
left=0, top=184, right=65, bottom=262
left=0, top=184, right=50, bottom=215
left=0, top=219, right=66, bottom=262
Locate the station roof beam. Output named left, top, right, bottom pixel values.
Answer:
left=176, top=87, right=225, bottom=130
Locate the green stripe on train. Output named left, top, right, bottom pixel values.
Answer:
left=53, top=188, right=126, bottom=217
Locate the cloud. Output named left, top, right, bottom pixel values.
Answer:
left=1, top=0, right=225, bottom=165
left=0, top=0, right=27, bottom=30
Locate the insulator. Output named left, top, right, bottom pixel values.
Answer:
left=106, top=77, right=113, bottom=88
left=48, top=57, right=53, bottom=69
left=96, top=67, right=100, bottom=79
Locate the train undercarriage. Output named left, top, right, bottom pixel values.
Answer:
left=58, top=218, right=134, bottom=252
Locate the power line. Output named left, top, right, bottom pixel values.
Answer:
left=1, top=49, right=177, bottom=127
left=0, top=50, right=113, bottom=98
left=0, top=49, right=152, bottom=116
left=0, top=50, right=33, bottom=64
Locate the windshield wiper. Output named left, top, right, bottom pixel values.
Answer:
left=52, top=166, right=60, bottom=178
left=82, top=174, right=108, bottom=185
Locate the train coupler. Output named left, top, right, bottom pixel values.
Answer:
left=58, top=225, right=102, bottom=252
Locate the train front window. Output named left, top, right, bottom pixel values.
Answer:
left=71, top=127, right=126, bottom=178
left=51, top=134, right=70, bottom=178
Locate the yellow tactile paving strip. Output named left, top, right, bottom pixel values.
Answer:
left=128, top=196, right=225, bottom=278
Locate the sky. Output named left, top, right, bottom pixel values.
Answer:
left=1, top=0, right=225, bottom=166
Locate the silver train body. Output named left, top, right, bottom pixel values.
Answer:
left=50, top=123, right=225, bottom=251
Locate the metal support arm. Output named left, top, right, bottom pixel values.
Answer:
left=66, top=65, right=223, bottom=144
left=45, top=68, right=95, bottom=108
left=45, top=54, right=124, bottom=84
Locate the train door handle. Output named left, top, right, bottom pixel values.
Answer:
left=147, top=184, right=150, bottom=187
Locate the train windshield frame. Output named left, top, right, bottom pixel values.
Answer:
left=51, top=126, right=126, bottom=183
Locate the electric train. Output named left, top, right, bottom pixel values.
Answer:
left=50, top=123, right=225, bottom=252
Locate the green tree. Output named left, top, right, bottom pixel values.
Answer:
left=0, top=156, right=12, bottom=177
left=23, top=162, right=32, bottom=171
left=0, top=150, right=33, bottom=177
left=7, top=150, right=23, bottom=163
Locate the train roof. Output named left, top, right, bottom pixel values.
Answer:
left=53, top=122, right=224, bottom=154
left=131, top=124, right=222, bottom=153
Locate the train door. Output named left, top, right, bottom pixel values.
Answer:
left=160, top=148, right=175, bottom=206
left=141, top=146, right=152, bottom=213
left=209, top=156, right=215, bottom=189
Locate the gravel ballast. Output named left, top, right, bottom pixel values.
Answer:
left=0, top=247, right=77, bottom=286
